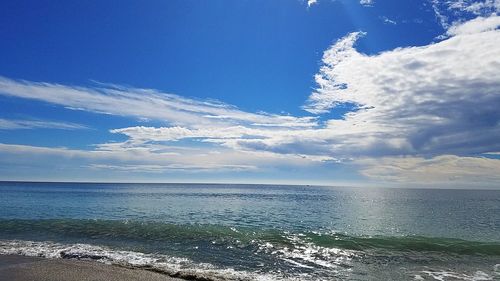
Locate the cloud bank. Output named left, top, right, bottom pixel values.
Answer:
left=356, top=155, right=500, bottom=187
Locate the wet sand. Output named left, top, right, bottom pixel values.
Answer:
left=0, top=255, right=183, bottom=281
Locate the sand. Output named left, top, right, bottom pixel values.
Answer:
left=0, top=255, right=183, bottom=281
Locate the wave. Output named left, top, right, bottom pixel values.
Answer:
left=0, top=219, right=498, bottom=256
left=1, top=238, right=499, bottom=281
left=0, top=239, right=281, bottom=281
left=304, top=232, right=500, bottom=256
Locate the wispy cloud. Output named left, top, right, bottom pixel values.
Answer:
left=380, top=16, right=397, bottom=25
left=0, top=141, right=334, bottom=184
left=0, top=118, right=88, bottom=130
left=88, top=163, right=256, bottom=173
left=0, top=77, right=317, bottom=129
left=429, top=0, right=500, bottom=29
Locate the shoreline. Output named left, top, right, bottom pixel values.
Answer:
left=0, top=255, right=184, bottom=281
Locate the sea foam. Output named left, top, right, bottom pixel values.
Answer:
left=0, top=239, right=282, bottom=281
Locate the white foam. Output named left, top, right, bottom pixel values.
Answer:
left=3, top=239, right=495, bottom=281
left=252, top=233, right=358, bottom=280
left=0, top=239, right=283, bottom=281
left=472, top=271, right=494, bottom=281
left=263, top=233, right=357, bottom=270
left=494, top=264, right=500, bottom=275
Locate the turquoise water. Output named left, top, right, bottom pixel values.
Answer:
left=0, top=182, right=499, bottom=280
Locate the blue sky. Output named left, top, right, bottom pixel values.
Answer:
left=0, top=0, right=499, bottom=188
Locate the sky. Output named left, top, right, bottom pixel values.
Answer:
left=0, top=0, right=499, bottom=188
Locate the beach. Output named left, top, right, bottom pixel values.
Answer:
left=0, top=255, right=182, bottom=281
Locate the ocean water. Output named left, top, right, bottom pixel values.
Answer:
left=0, top=182, right=499, bottom=280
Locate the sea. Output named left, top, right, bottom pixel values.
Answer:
left=0, top=182, right=498, bottom=280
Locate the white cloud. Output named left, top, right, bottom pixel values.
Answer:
left=360, top=0, right=374, bottom=7
left=0, top=118, right=88, bottom=130
left=483, top=151, right=500, bottom=155
left=447, top=14, right=500, bottom=35
left=303, top=31, right=366, bottom=114
left=302, top=16, right=500, bottom=157
left=307, top=0, right=318, bottom=8
left=110, top=126, right=259, bottom=143
left=106, top=125, right=339, bottom=163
